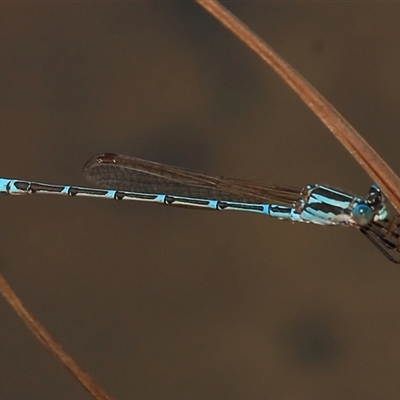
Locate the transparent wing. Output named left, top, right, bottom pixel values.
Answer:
left=83, top=153, right=301, bottom=206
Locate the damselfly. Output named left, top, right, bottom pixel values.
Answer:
left=1, top=153, right=399, bottom=263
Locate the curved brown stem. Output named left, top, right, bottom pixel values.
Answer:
left=0, top=273, right=114, bottom=400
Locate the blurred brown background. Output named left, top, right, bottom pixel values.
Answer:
left=1, top=3, right=400, bottom=399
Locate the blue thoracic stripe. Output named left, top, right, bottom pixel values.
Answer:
left=295, top=185, right=355, bottom=225
left=306, top=185, right=353, bottom=208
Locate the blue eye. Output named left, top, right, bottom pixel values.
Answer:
left=353, top=203, right=374, bottom=226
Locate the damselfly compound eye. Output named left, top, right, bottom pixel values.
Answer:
left=353, top=203, right=374, bottom=226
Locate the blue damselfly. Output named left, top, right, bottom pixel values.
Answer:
left=1, top=153, right=399, bottom=263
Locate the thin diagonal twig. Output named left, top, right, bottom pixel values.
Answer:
left=195, top=0, right=400, bottom=213
left=0, top=273, right=114, bottom=400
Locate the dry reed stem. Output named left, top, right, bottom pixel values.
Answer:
left=196, top=0, right=400, bottom=213
left=0, top=273, right=114, bottom=400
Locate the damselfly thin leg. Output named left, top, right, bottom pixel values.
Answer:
left=360, top=220, right=400, bottom=264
